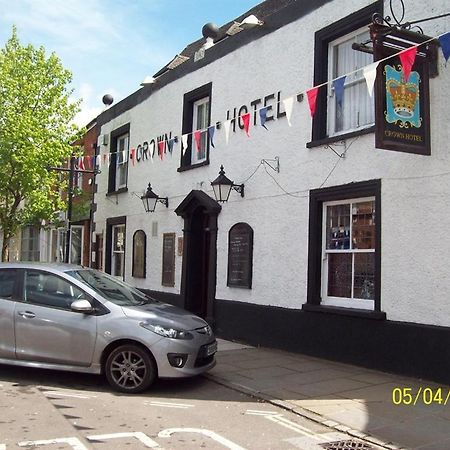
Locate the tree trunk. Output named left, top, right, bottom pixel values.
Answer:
left=1, top=237, right=9, bottom=262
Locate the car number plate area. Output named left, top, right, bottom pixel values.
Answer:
left=206, top=341, right=217, bottom=356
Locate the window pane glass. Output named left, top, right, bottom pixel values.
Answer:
left=113, top=226, right=125, bottom=252
left=352, top=201, right=375, bottom=249
left=70, top=227, right=82, bottom=265
left=326, top=204, right=350, bottom=249
left=327, top=253, right=352, bottom=298
left=25, top=271, right=85, bottom=310
left=0, top=269, right=17, bottom=299
left=112, top=253, right=124, bottom=277
left=133, top=231, right=146, bottom=278
left=354, top=253, right=375, bottom=299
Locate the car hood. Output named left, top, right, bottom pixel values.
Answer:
left=121, top=302, right=208, bottom=331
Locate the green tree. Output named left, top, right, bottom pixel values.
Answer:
left=0, top=27, right=81, bottom=261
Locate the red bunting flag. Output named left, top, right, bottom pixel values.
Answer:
left=158, top=140, right=165, bottom=160
left=78, top=157, right=85, bottom=170
left=130, top=148, right=136, bottom=166
left=241, top=113, right=250, bottom=137
left=306, top=87, right=319, bottom=117
left=399, top=46, right=417, bottom=82
left=193, top=130, right=202, bottom=151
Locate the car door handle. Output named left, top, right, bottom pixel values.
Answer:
left=18, top=311, right=36, bottom=319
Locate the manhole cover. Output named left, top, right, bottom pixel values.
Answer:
left=320, top=439, right=376, bottom=450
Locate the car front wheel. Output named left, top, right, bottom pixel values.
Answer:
left=105, top=344, right=157, bottom=393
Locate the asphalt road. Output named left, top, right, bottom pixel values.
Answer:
left=0, top=364, right=350, bottom=450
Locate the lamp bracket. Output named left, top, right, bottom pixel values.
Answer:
left=232, top=184, right=245, bottom=198
left=261, top=156, right=280, bottom=173
left=158, top=197, right=169, bottom=208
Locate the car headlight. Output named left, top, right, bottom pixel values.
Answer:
left=140, top=322, right=193, bottom=339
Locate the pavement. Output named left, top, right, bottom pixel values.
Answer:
left=207, top=339, right=450, bottom=450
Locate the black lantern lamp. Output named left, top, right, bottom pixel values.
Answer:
left=211, top=165, right=244, bottom=203
left=141, top=183, right=169, bottom=212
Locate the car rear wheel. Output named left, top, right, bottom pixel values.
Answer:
left=105, top=344, right=157, bottom=393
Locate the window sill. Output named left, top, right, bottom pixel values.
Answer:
left=306, top=126, right=375, bottom=149
left=302, top=303, right=386, bottom=320
left=106, top=187, right=128, bottom=196
left=177, top=160, right=209, bottom=172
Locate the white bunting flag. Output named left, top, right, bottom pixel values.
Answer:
left=223, top=120, right=231, bottom=145
left=363, top=62, right=379, bottom=97
left=181, top=134, right=188, bottom=155
left=283, top=96, right=294, bottom=127
left=96, top=155, right=101, bottom=169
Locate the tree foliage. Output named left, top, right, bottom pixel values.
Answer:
left=0, top=27, right=81, bottom=260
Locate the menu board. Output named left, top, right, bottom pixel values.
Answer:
left=227, top=223, right=253, bottom=288
left=162, top=233, right=175, bottom=286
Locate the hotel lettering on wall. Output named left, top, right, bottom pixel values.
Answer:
left=371, top=24, right=434, bottom=155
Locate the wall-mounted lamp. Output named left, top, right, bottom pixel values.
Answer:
left=211, top=165, right=244, bottom=203
left=141, top=183, right=168, bottom=212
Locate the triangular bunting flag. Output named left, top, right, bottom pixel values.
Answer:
left=96, top=155, right=101, bottom=169
left=259, top=107, right=268, bottom=130
left=363, top=62, right=379, bottom=97
left=78, top=157, right=85, bottom=170
left=223, top=120, right=231, bottom=145
left=207, top=126, right=215, bottom=148
left=167, top=138, right=175, bottom=153
left=306, top=87, right=319, bottom=117
left=130, top=148, right=136, bottom=166
left=193, top=130, right=202, bottom=151
left=399, top=46, right=417, bottom=82
left=181, top=134, right=188, bottom=155
left=332, top=76, right=346, bottom=108
left=158, top=140, right=165, bottom=160
left=283, top=97, right=294, bottom=127
left=242, top=112, right=250, bottom=137
left=439, top=32, right=450, bottom=64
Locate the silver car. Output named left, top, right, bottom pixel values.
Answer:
left=0, top=263, right=216, bottom=393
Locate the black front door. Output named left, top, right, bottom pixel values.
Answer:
left=185, top=206, right=209, bottom=317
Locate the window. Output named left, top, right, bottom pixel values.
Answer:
left=108, top=124, right=130, bottom=194
left=180, top=83, right=212, bottom=170
left=0, top=269, right=17, bottom=299
left=309, top=2, right=382, bottom=145
left=322, top=198, right=375, bottom=309
left=306, top=180, right=383, bottom=316
left=50, top=228, right=66, bottom=262
left=327, top=27, right=374, bottom=136
left=116, top=134, right=129, bottom=190
left=70, top=225, right=84, bottom=265
left=132, top=230, right=146, bottom=278
left=162, top=233, right=175, bottom=287
left=21, top=226, right=40, bottom=261
left=191, top=97, right=209, bottom=164
left=112, top=224, right=125, bottom=278
left=24, top=270, right=86, bottom=310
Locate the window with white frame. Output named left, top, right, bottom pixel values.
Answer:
left=50, top=228, right=66, bottom=262
left=21, top=226, right=40, bottom=261
left=191, top=97, right=209, bottom=164
left=327, top=27, right=374, bottom=136
left=112, top=224, right=125, bottom=278
left=322, top=197, right=375, bottom=310
left=70, top=225, right=84, bottom=265
left=116, top=134, right=129, bottom=190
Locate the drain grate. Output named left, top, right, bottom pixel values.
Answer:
left=320, top=439, right=376, bottom=450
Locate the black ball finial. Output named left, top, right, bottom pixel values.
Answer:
left=202, top=23, right=219, bottom=39
left=102, top=94, right=114, bottom=106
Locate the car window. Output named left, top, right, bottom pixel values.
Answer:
left=0, top=269, right=17, bottom=300
left=67, top=269, right=157, bottom=307
left=25, top=270, right=86, bottom=311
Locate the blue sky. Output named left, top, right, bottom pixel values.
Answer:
left=0, top=0, right=259, bottom=126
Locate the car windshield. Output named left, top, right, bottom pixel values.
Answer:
left=66, top=269, right=157, bottom=307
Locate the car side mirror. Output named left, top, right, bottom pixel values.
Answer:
left=71, top=299, right=94, bottom=314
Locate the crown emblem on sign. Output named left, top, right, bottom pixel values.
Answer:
left=387, top=79, right=418, bottom=118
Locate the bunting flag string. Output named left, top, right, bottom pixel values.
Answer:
left=80, top=29, right=448, bottom=171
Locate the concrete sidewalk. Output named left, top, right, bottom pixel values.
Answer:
left=206, top=339, right=450, bottom=450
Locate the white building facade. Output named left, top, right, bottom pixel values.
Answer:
left=93, top=0, right=450, bottom=382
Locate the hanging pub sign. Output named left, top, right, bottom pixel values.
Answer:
left=371, top=23, right=436, bottom=155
